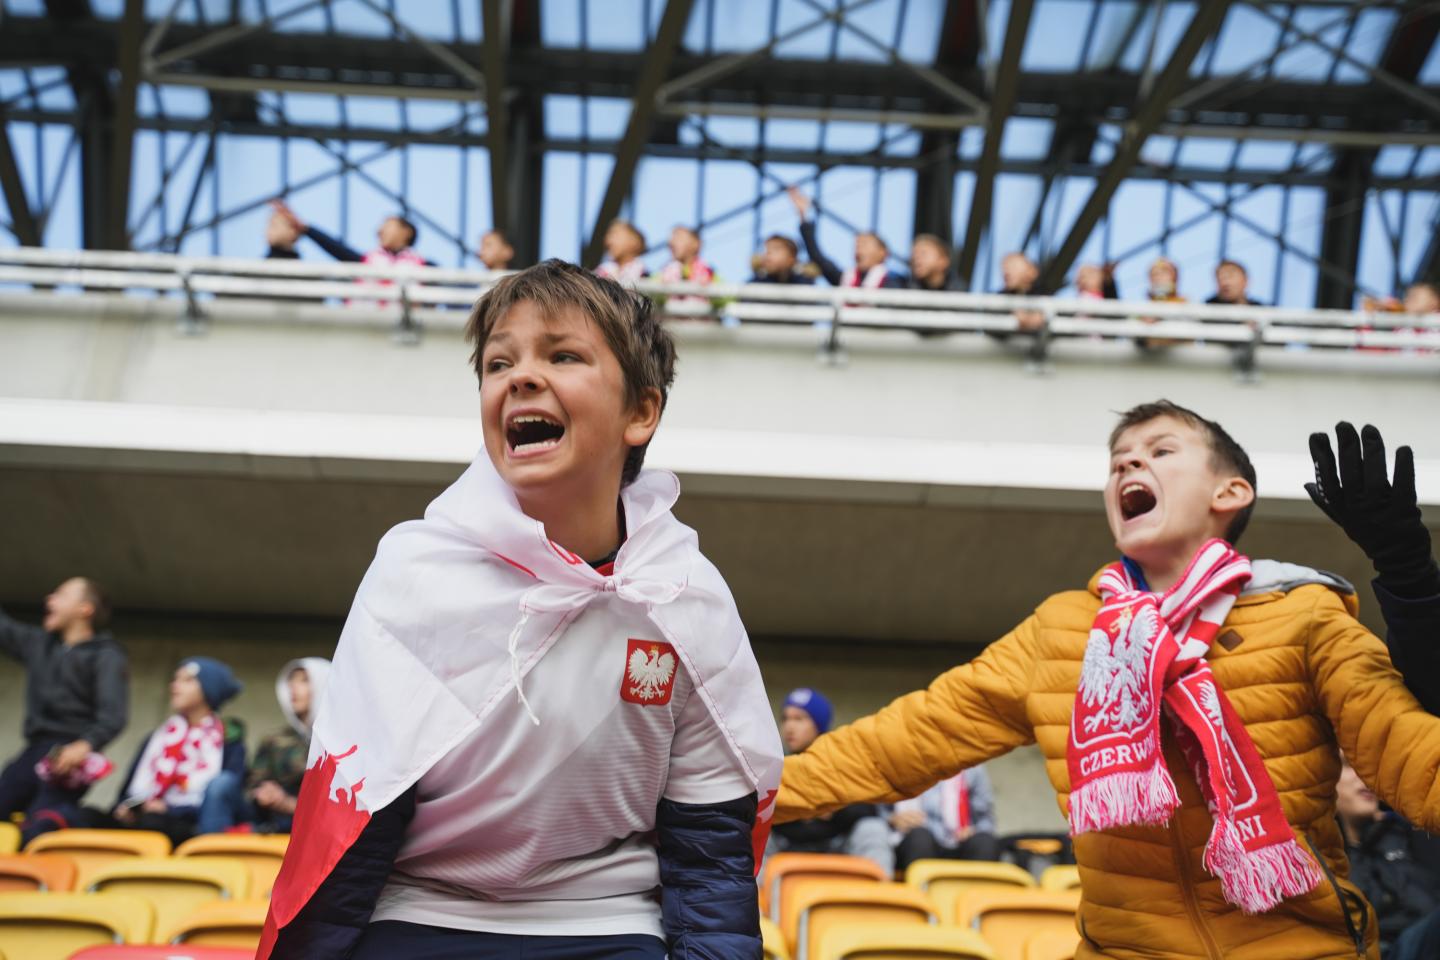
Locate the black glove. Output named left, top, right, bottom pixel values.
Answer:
left=1306, top=422, right=1438, bottom=598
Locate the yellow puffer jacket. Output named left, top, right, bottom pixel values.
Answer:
left=776, top=566, right=1440, bottom=960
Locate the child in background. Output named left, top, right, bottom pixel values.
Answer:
left=658, top=226, right=715, bottom=287
left=751, top=235, right=813, bottom=285
left=596, top=219, right=649, bottom=286
left=788, top=187, right=904, bottom=289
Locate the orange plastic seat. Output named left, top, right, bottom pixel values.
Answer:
left=0, top=853, right=77, bottom=892
left=25, top=829, right=171, bottom=880
left=160, top=898, right=269, bottom=948
left=85, top=856, right=251, bottom=937
left=1023, top=928, right=1080, bottom=960
left=953, top=889, right=1081, bottom=960
left=818, top=922, right=997, bottom=960
left=0, top=822, right=18, bottom=855
left=792, top=880, right=938, bottom=960
left=904, top=860, right=1036, bottom=924
left=0, top=891, right=154, bottom=960
left=70, top=948, right=256, bottom=959
left=761, top=915, right=791, bottom=960
left=175, top=834, right=289, bottom=898
left=1038, top=865, right=1080, bottom=892
left=763, top=852, right=888, bottom=921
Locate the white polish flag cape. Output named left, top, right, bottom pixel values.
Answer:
left=258, top=456, right=783, bottom=957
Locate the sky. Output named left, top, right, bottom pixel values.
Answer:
left=1, top=0, right=1437, bottom=306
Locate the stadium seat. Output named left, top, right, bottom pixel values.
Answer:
left=84, top=856, right=251, bottom=937
left=952, top=889, right=1081, bottom=960
left=1038, top=865, right=1081, bottom=892
left=0, top=852, right=77, bottom=892
left=1023, top=928, right=1080, bottom=960
left=818, top=922, right=997, bottom=960
left=762, top=852, right=889, bottom=921
left=761, top=915, right=791, bottom=960
left=0, top=891, right=154, bottom=960
left=70, top=948, right=256, bottom=960
left=160, top=898, right=268, bottom=948
left=0, top=822, right=17, bottom=855
left=25, top=829, right=171, bottom=879
left=175, top=833, right=289, bottom=898
left=904, top=860, right=1036, bottom=924
left=791, top=881, right=938, bottom=960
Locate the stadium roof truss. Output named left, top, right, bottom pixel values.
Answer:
left=0, top=0, right=1437, bottom=307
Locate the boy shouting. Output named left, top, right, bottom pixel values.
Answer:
left=262, top=261, right=782, bottom=960
left=777, top=401, right=1440, bottom=960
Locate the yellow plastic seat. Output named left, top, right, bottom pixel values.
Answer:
left=793, top=881, right=938, bottom=960
left=85, top=856, right=251, bottom=937
left=0, top=823, right=17, bottom=855
left=175, top=834, right=289, bottom=898
left=161, top=898, right=269, bottom=948
left=761, top=915, right=791, bottom=960
left=819, top=922, right=997, bottom=960
left=904, top=860, right=1036, bottom=924
left=1038, top=865, right=1080, bottom=892
left=1024, top=928, right=1080, bottom=960
left=763, top=852, right=889, bottom=922
left=0, top=891, right=154, bottom=960
left=0, top=853, right=77, bottom=891
left=953, top=889, right=1081, bottom=960
left=25, top=829, right=171, bottom=879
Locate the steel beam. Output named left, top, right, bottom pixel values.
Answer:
left=912, top=0, right=977, bottom=248
left=954, top=0, right=1032, bottom=289
left=1038, top=2, right=1233, bottom=293
left=581, top=0, right=695, bottom=267
left=106, top=0, right=143, bottom=250
left=482, top=0, right=512, bottom=237
left=0, top=105, right=41, bottom=246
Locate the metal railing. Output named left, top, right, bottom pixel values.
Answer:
left=2, top=246, right=1438, bottom=377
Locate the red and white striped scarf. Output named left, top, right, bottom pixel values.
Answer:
left=1067, top=539, right=1322, bottom=913
left=841, top=264, right=888, bottom=288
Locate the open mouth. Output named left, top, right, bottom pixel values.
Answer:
left=506, top=413, right=565, bottom=454
left=1120, top=482, right=1157, bottom=521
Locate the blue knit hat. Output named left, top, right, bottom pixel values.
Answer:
left=181, top=657, right=243, bottom=710
left=784, top=687, right=833, bottom=734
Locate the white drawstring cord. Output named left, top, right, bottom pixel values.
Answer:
left=507, top=608, right=541, bottom=726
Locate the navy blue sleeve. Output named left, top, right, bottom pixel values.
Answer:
left=1372, top=575, right=1440, bottom=715
left=304, top=225, right=366, bottom=263
left=797, top=220, right=843, bottom=287
left=269, top=785, right=417, bottom=959
left=657, top=792, right=762, bottom=960
left=222, top=737, right=246, bottom=778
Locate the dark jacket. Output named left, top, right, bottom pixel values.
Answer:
left=797, top=220, right=905, bottom=289
left=1205, top=293, right=1263, bottom=306
left=750, top=270, right=815, bottom=285
left=1344, top=813, right=1440, bottom=949
left=771, top=803, right=881, bottom=848
left=0, top=608, right=128, bottom=750
left=266, top=246, right=301, bottom=260
left=1372, top=570, right=1440, bottom=715
left=903, top=272, right=964, bottom=292
left=303, top=225, right=435, bottom=267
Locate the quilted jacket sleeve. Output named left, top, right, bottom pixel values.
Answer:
left=1307, top=587, right=1440, bottom=833
left=657, top=793, right=761, bottom=960
left=776, top=614, right=1039, bottom=823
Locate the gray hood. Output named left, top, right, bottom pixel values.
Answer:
left=276, top=656, right=332, bottom=740
left=1242, top=559, right=1355, bottom=598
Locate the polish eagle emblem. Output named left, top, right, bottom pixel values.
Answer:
left=626, top=643, right=677, bottom=702
left=1079, top=606, right=1158, bottom=733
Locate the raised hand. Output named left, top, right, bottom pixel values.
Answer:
left=786, top=186, right=811, bottom=218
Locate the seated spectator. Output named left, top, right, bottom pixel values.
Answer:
left=476, top=229, right=515, bottom=272
left=595, top=219, right=648, bottom=286
left=1206, top=259, right=1262, bottom=306
left=751, top=234, right=814, bottom=285
left=0, top=578, right=127, bottom=843
left=906, top=234, right=962, bottom=292
left=889, top=766, right=999, bottom=873
left=658, top=226, right=715, bottom=286
left=997, top=251, right=1044, bottom=332
left=270, top=199, right=433, bottom=268
left=788, top=187, right=904, bottom=289
left=1337, top=754, right=1440, bottom=960
left=1075, top=263, right=1116, bottom=301
left=265, top=209, right=301, bottom=260
left=1402, top=281, right=1440, bottom=316
left=205, top=658, right=330, bottom=834
left=768, top=688, right=893, bottom=874
left=1138, top=256, right=1187, bottom=349
left=107, top=657, right=245, bottom=846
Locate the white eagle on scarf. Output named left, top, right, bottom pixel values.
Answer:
left=627, top=645, right=677, bottom=702
left=1080, top=606, right=1158, bottom=733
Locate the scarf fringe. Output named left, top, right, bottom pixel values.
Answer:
left=1203, top=818, right=1323, bottom=914
left=1068, top=763, right=1180, bottom=835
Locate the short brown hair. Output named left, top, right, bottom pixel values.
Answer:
left=765, top=235, right=798, bottom=257
left=465, top=260, right=677, bottom=485
left=856, top=231, right=889, bottom=254
left=78, top=577, right=111, bottom=629
left=1109, top=400, right=1257, bottom=545
left=1216, top=259, right=1247, bottom=276
left=912, top=234, right=951, bottom=258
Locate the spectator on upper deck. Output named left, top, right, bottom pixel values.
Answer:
left=905, top=235, right=963, bottom=292
left=1138, top=256, right=1187, bottom=349
left=998, top=251, right=1044, bottom=332
left=476, top=229, right=515, bottom=272
left=1075, top=263, right=1118, bottom=301
left=788, top=187, right=904, bottom=290
left=1206, top=259, right=1262, bottom=307
left=265, top=209, right=301, bottom=260
left=658, top=226, right=715, bottom=287
left=751, top=235, right=814, bottom=285
left=270, top=200, right=433, bottom=269
left=595, top=219, right=648, bottom=287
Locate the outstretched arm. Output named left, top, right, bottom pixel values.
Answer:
left=778, top=617, right=1038, bottom=822
left=0, top=604, right=46, bottom=665
left=788, top=188, right=843, bottom=286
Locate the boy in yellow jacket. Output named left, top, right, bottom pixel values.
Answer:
left=777, top=401, right=1440, bottom=960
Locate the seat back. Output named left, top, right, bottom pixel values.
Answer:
left=0, top=891, right=154, bottom=960
left=86, top=856, right=251, bottom=937
left=761, top=915, right=791, bottom=960
left=904, top=860, right=1036, bottom=924
left=954, top=889, right=1081, bottom=960
left=1038, top=866, right=1080, bottom=892
left=765, top=852, right=888, bottom=922
left=0, top=853, right=77, bottom=892
left=25, top=829, right=172, bottom=880
left=0, top=822, right=18, bottom=855
left=161, top=898, right=269, bottom=948
left=818, top=922, right=997, bottom=960
left=175, top=834, right=289, bottom=898
left=794, top=881, right=937, bottom=960
left=1023, top=929, right=1080, bottom=960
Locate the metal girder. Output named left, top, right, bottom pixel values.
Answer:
left=482, top=0, right=512, bottom=237
left=106, top=0, right=143, bottom=250
left=0, top=105, right=41, bottom=246
left=954, top=0, right=1033, bottom=289
left=581, top=0, right=695, bottom=268
left=1038, top=2, right=1233, bottom=293
left=505, top=0, right=543, bottom=267
left=912, top=0, right=979, bottom=247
